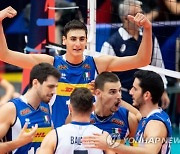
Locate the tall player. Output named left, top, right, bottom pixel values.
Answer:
left=0, top=6, right=152, bottom=128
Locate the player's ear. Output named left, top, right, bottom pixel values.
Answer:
left=62, top=36, right=66, bottom=45
left=32, top=79, right=39, bottom=87
left=94, top=89, right=101, bottom=96
left=143, top=91, right=152, bottom=101
left=68, top=103, right=73, bottom=113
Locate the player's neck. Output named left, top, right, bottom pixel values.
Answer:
left=94, top=102, right=112, bottom=117
left=23, top=89, right=41, bottom=110
left=65, top=53, right=83, bottom=64
left=139, top=103, right=159, bottom=117
left=71, top=116, right=90, bottom=123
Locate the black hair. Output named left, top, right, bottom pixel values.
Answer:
left=134, top=70, right=164, bottom=104
left=63, top=19, right=87, bottom=38
left=70, top=87, right=93, bottom=113
left=29, top=63, right=61, bottom=88
left=95, top=72, right=120, bottom=90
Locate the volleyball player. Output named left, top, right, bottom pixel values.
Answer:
left=0, top=6, right=152, bottom=128
left=38, top=88, right=112, bottom=154
left=82, top=70, right=172, bottom=154
left=0, top=63, right=60, bottom=153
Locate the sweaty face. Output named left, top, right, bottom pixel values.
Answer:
left=129, top=78, right=144, bottom=109
left=36, top=76, right=58, bottom=103
left=63, top=29, right=87, bottom=59
left=99, top=81, right=122, bottom=115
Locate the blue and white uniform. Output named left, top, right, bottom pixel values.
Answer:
left=54, top=121, right=103, bottom=154
left=135, top=108, right=172, bottom=154
left=6, top=96, right=52, bottom=154
left=90, top=107, right=129, bottom=143
left=51, top=55, right=98, bottom=128
left=101, top=27, right=167, bottom=103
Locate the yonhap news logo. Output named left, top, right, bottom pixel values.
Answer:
left=106, top=133, right=180, bottom=148
left=106, top=133, right=121, bottom=148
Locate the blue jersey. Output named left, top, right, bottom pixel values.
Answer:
left=135, top=108, right=172, bottom=154
left=52, top=55, right=97, bottom=128
left=6, top=96, right=52, bottom=154
left=90, top=107, right=129, bottom=142
left=102, top=27, right=165, bottom=104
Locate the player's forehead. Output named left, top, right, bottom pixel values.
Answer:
left=66, top=29, right=86, bottom=38
left=132, top=78, right=141, bottom=89
left=104, top=81, right=121, bottom=91
left=42, top=76, right=58, bottom=85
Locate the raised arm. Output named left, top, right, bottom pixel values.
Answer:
left=95, top=13, right=152, bottom=73
left=0, top=6, right=54, bottom=69
left=164, top=0, right=180, bottom=14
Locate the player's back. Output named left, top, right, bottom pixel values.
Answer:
left=55, top=122, right=104, bottom=154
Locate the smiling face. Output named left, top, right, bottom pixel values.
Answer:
left=62, top=29, right=87, bottom=63
left=96, top=81, right=122, bottom=115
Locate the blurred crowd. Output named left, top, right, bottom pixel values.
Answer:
left=56, top=0, right=180, bottom=24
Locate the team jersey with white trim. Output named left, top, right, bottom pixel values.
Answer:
left=6, top=96, right=52, bottom=154
left=134, top=108, right=172, bottom=154
left=54, top=121, right=103, bottom=154
left=52, top=55, right=98, bottom=128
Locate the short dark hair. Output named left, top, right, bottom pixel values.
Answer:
left=70, top=87, right=93, bottom=114
left=29, top=63, right=61, bottom=88
left=95, top=72, right=120, bottom=90
left=63, top=19, right=87, bottom=38
left=134, top=70, right=164, bottom=104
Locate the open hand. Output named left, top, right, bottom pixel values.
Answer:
left=82, top=131, right=110, bottom=151
left=15, top=123, right=38, bottom=146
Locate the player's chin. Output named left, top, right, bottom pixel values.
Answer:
left=43, top=97, right=52, bottom=103
left=73, top=49, right=83, bottom=54
left=113, top=106, right=119, bottom=112
left=74, top=52, right=83, bottom=57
